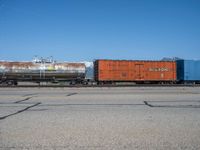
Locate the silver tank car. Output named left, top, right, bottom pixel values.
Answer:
left=0, top=60, right=86, bottom=85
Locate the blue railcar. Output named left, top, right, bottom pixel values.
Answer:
left=177, top=60, right=200, bottom=83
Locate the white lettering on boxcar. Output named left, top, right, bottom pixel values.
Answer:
left=149, top=68, right=169, bottom=72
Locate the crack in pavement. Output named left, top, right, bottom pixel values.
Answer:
left=15, top=97, right=34, bottom=103
left=66, top=93, right=77, bottom=96
left=146, top=100, right=200, bottom=103
left=0, top=102, right=41, bottom=120
left=144, top=101, right=200, bottom=108
left=144, top=101, right=153, bottom=107
left=0, top=96, right=41, bottom=120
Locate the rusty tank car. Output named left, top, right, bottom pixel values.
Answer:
left=0, top=59, right=86, bottom=85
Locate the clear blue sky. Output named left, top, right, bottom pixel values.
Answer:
left=0, top=0, right=199, bottom=61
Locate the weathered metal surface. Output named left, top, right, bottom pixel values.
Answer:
left=0, top=61, right=86, bottom=81
left=177, top=60, right=200, bottom=81
left=0, top=62, right=85, bottom=73
left=94, top=60, right=177, bottom=82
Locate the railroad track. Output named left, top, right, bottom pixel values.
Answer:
left=0, top=84, right=200, bottom=88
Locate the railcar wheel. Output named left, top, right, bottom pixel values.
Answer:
left=70, top=81, right=76, bottom=85
left=6, top=80, right=14, bottom=86
left=14, top=81, right=18, bottom=86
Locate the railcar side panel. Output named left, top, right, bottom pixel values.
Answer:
left=94, top=60, right=177, bottom=82
left=177, top=60, right=200, bottom=82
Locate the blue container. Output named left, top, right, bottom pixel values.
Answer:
left=177, top=60, right=200, bottom=82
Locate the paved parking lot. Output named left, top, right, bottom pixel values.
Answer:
left=0, top=87, right=200, bottom=150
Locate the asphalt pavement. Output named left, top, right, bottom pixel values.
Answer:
left=0, top=87, right=200, bottom=150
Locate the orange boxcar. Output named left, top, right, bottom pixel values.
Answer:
left=94, top=60, right=177, bottom=83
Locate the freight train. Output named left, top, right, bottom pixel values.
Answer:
left=0, top=58, right=200, bottom=85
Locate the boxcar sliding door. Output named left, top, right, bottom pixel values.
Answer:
left=135, top=64, right=144, bottom=80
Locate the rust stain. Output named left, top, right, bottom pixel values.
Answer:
left=0, top=61, right=86, bottom=71
left=95, top=60, right=177, bottom=81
